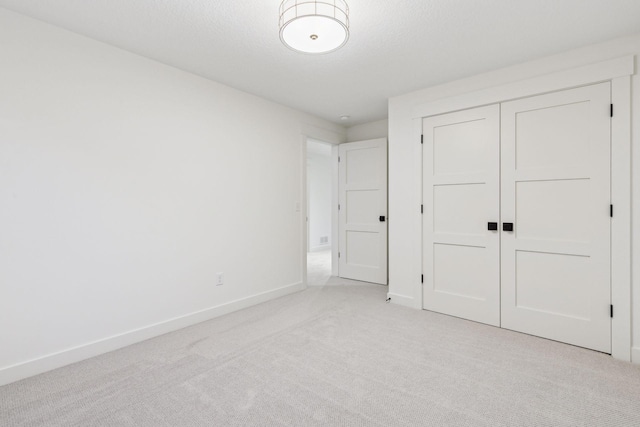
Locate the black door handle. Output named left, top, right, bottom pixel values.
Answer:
left=487, top=222, right=498, bottom=231
left=503, top=222, right=514, bottom=232
left=379, top=216, right=386, bottom=222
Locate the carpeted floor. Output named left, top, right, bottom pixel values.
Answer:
left=1, top=271, right=640, bottom=426
left=307, top=249, right=332, bottom=286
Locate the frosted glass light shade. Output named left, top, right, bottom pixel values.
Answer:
left=279, top=0, right=349, bottom=54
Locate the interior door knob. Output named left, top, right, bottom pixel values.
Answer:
left=503, top=222, right=514, bottom=232
left=487, top=222, right=498, bottom=231
left=379, top=216, right=386, bottom=222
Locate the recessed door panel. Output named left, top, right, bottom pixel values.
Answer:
left=433, top=120, right=488, bottom=175
left=515, top=101, right=590, bottom=170
left=434, top=183, right=487, bottom=236
left=345, top=231, right=378, bottom=268
left=423, top=105, right=500, bottom=327
left=433, top=243, right=491, bottom=300
left=346, top=190, right=378, bottom=224
left=515, top=251, right=591, bottom=320
left=501, top=82, right=611, bottom=353
left=515, top=179, right=591, bottom=243
left=345, top=148, right=378, bottom=184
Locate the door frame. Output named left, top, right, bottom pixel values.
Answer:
left=300, top=127, right=345, bottom=287
left=414, top=56, right=633, bottom=361
left=306, top=138, right=337, bottom=255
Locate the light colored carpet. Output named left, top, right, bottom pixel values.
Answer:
left=306, top=249, right=331, bottom=286
left=1, top=276, right=640, bottom=426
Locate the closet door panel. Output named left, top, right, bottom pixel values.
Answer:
left=422, top=105, right=500, bottom=326
left=501, top=83, right=611, bottom=353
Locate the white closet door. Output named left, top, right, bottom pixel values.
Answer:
left=501, top=83, right=611, bottom=353
left=422, top=105, right=500, bottom=326
left=338, top=138, right=387, bottom=284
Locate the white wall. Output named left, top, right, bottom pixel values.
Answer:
left=347, top=119, right=388, bottom=141
left=307, top=142, right=332, bottom=251
left=0, top=8, right=346, bottom=385
left=388, top=33, right=640, bottom=362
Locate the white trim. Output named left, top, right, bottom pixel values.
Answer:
left=611, top=76, right=632, bottom=362
left=309, top=244, right=331, bottom=252
left=0, top=281, right=304, bottom=386
left=413, top=55, right=635, bottom=362
left=300, top=126, right=345, bottom=282
left=633, top=347, right=640, bottom=364
left=413, top=56, right=634, bottom=119
left=331, top=145, right=340, bottom=276
left=301, top=135, right=309, bottom=287
left=415, top=118, right=425, bottom=306
left=633, top=70, right=640, bottom=366
left=386, top=292, right=416, bottom=308
left=300, top=124, right=344, bottom=145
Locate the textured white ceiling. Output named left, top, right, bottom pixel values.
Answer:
left=1, top=1, right=639, bottom=125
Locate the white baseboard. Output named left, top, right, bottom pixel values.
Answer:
left=386, top=292, right=417, bottom=309
left=632, top=347, right=640, bottom=365
left=0, top=281, right=304, bottom=387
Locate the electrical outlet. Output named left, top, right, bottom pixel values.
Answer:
left=216, top=272, right=224, bottom=286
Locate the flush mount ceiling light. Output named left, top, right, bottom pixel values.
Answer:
left=279, top=0, right=349, bottom=54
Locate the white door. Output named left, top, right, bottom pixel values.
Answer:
left=338, top=138, right=387, bottom=284
left=422, top=105, right=501, bottom=326
left=501, top=83, right=611, bottom=353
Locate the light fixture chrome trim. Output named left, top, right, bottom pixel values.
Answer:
left=279, top=0, right=350, bottom=54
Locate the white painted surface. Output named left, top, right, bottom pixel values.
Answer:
left=422, top=105, right=500, bottom=326
left=1, top=3, right=640, bottom=124
left=385, top=292, right=415, bottom=308
left=307, top=140, right=333, bottom=251
left=412, top=56, right=633, bottom=120
left=501, top=84, right=611, bottom=353
left=0, top=10, right=345, bottom=385
left=339, top=139, right=388, bottom=284
left=0, top=282, right=304, bottom=386
left=610, top=77, right=632, bottom=361
left=631, top=69, right=640, bottom=363
left=389, top=36, right=639, bottom=362
left=347, top=119, right=389, bottom=142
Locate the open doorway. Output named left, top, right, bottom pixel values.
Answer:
left=306, top=138, right=333, bottom=285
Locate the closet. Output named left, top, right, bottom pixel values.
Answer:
left=422, top=82, right=612, bottom=353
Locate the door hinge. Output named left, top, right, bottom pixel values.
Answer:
left=421, top=274, right=424, bottom=284
left=610, top=204, right=613, bottom=218
left=421, top=134, right=424, bottom=144
left=421, top=204, right=423, bottom=214
left=338, top=252, right=341, bottom=258
left=610, top=304, right=614, bottom=318
left=338, top=156, right=341, bottom=163
left=610, top=104, right=613, bottom=118
left=338, top=204, right=341, bottom=211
